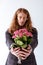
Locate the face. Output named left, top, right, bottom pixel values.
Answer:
left=17, top=12, right=27, bottom=26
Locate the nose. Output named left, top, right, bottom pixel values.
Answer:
left=21, top=18, right=24, bottom=21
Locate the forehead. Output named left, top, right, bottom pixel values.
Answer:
left=17, top=12, right=27, bottom=17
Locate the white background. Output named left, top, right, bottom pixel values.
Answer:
left=0, top=0, right=43, bottom=65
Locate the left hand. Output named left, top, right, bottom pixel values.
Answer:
left=19, top=44, right=32, bottom=60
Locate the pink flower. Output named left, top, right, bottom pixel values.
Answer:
left=19, top=29, right=23, bottom=33
left=12, top=28, right=33, bottom=39
left=12, top=30, right=19, bottom=38
left=25, top=32, right=33, bottom=37
left=19, top=28, right=26, bottom=33
left=12, top=35, right=16, bottom=38
left=14, top=30, right=19, bottom=35
left=19, top=33, right=23, bottom=37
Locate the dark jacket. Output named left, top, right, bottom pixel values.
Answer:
left=5, top=27, right=38, bottom=65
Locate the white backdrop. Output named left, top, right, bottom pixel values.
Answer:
left=0, top=0, right=43, bottom=65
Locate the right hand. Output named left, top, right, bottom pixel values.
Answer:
left=10, top=47, right=20, bottom=58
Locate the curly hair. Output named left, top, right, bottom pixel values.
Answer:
left=8, top=8, right=33, bottom=35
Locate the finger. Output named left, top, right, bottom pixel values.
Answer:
left=17, top=51, right=27, bottom=58
left=27, top=49, right=32, bottom=56
left=21, top=57, right=26, bottom=60
left=11, top=48, right=20, bottom=54
left=13, top=47, right=20, bottom=51
left=29, top=48, right=32, bottom=54
left=27, top=45, right=32, bottom=50
left=19, top=54, right=26, bottom=57
left=10, top=47, right=14, bottom=52
left=27, top=47, right=31, bottom=50
left=19, top=51, right=27, bottom=55
left=15, top=49, right=20, bottom=53
left=22, top=48, right=29, bottom=53
left=11, top=50, right=20, bottom=57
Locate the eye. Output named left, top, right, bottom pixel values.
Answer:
left=23, top=17, right=27, bottom=20
left=23, top=17, right=25, bottom=20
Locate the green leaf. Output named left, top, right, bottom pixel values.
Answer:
left=11, top=43, right=17, bottom=48
left=21, top=43, right=27, bottom=48
left=16, top=40, right=24, bottom=46
left=22, top=35, right=27, bottom=41
left=14, top=36, right=20, bottom=43
left=27, top=38, right=32, bottom=44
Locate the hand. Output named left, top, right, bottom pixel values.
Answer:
left=19, top=45, right=32, bottom=60
left=10, top=47, right=20, bottom=58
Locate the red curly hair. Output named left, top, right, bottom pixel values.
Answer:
left=8, top=8, right=33, bottom=35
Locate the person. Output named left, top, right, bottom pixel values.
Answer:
left=5, top=8, right=38, bottom=65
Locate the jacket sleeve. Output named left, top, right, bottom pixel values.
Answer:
left=5, top=30, right=14, bottom=50
left=30, top=28, right=38, bottom=51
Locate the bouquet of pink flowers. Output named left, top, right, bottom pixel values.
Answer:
left=11, top=28, right=33, bottom=64
left=12, top=28, right=33, bottom=49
